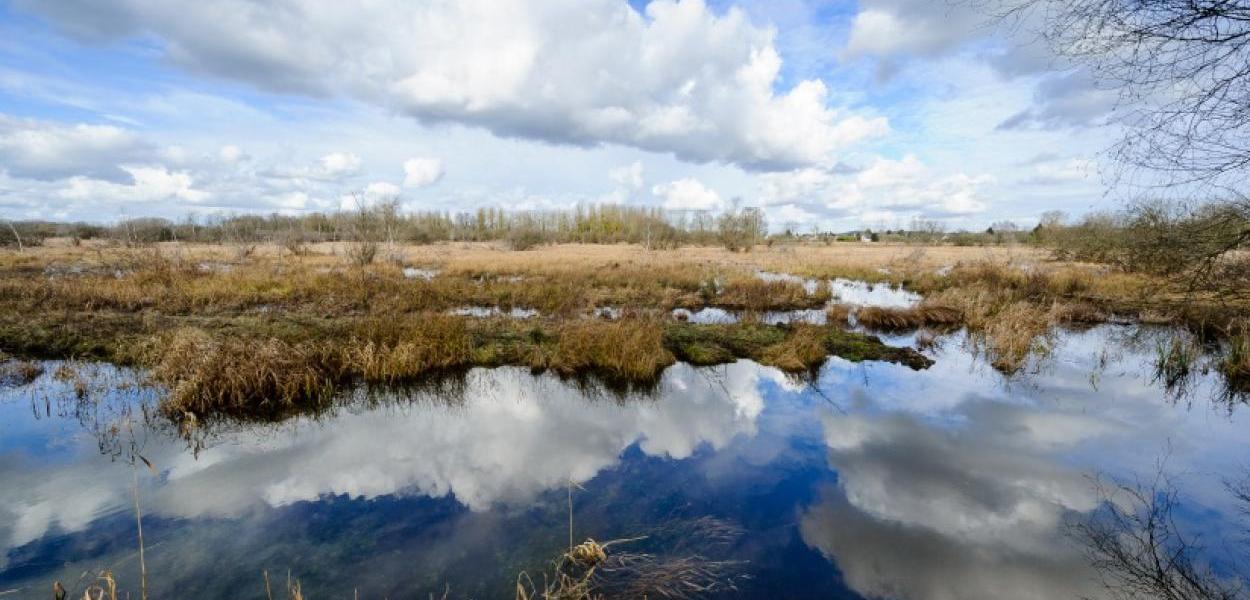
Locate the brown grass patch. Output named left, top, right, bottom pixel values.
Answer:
left=714, top=278, right=827, bottom=310
left=146, top=328, right=340, bottom=417
left=759, top=325, right=830, bottom=372
left=1049, top=301, right=1108, bottom=324
left=980, top=301, right=1053, bottom=374
left=856, top=306, right=924, bottom=331
left=854, top=304, right=963, bottom=332
left=825, top=303, right=852, bottom=325
left=547, top=319, right=674, bottom=383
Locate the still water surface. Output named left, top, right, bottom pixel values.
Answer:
left=0, top=326, right=1247, bottom=598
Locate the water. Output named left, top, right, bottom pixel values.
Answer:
left=828, top=278, right=920, bottom=308
left=754, top=271, right=922, bottom=309
left=402, top=267, right=439, bottom=280
left=449, top=306, right=539, bottom=318
left=1, top=326, right=1247, bottom=599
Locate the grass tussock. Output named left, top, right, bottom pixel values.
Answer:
left=547, top=320, right=674, bottom=383
left=1049, top=301, right=1109, bottom=324
left=759, top=324, right=830, bottom=372
left=979, top=301, right=1054, bottom=374
left=146, top=328, right=340, bottom=417
left=714, top=278, right=829, bottom=310
left=852, top=304, right=963, bottom=332
left=346, top=316, right=476, bottom=382
left=825, top=303, right=852, bottom=325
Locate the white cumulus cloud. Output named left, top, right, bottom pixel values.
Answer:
left=402, top=157, right=444, bottom=188
left=652, top=177, right=723, bottom=211
left=21, top=0, right=887, bottom=170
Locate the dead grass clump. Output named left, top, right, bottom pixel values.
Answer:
left=825, top=303, right=852, bottom=325
left=146, top=328, right=340, bottom=417
left=548, top=319, right=674, bottom=383
left=1050, top=301, right=1108, bottom=324
left=346, top=315, right=475, bottom=382
left=856, top=306, right=924, bottom=331
left=979, top=301, right=1053, bottom=374
left=715, top=279, right=825, bottom=310
left=853, top=304, right=963, bottom=333
left=759, top=324, right=829, bottom=372
left=917, top=304, right=963, bottom=327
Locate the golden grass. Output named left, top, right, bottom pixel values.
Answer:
left=758, top=324, right=830, bottom=372
left=714, top=278, right=829, bottom=310
left=981, top=301, right=1054, bottom=373
left=546, top=319, right=674, bottom=382
left=145, top=328, right=341, bottom=417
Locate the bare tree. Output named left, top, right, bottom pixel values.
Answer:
left=1072, top=469, right=1248, bottom=600
left=972, top=1, right=1250, bottom=296
left=976, top=1, right=1250, bottom=194
left=342, top=192, right=382, bottom=266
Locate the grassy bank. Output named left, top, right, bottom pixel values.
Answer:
left=0, top=307, right=928, bottom=420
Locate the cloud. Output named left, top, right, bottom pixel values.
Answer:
left=0, top=115, right=150, bottom=181
left=0, top=362, right=767, bottom=549
left=844, top=2, right=981, bottom=59
left=652, top=177, right=723, bottom=211
left=19, top=0, right=887, bottom=171
left=318, top=152, right=362, bottom=178
left=836, top=155, right=992, bottom=217
left=57, top=165, right=209, bottom=204
left=754, top=156, right=993, bottom=225
left=365, top=181, right=401, bottom=197
left=1020, top=155, right=1096, bottom=185
left=402, top=157, right=444, bottom=189
left=800, top=402, right=1109, bottom=600
left=609, top=161, right=645, bottom=190
left=217, top=145, right=245, bottom=163
left=998, top=71, right=1118, bottom=131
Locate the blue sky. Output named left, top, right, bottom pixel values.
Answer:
left=0, top=0, right=1116, bottom=230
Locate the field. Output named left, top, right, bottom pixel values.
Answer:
left=0, top=239, right=1243, bottom=421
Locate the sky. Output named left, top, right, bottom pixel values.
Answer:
left=0, top=0, right=1121, bottom=231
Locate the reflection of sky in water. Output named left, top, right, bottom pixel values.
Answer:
left=1, top=326, right=1247, bottom=599
left=829, top=278, right=920, bottom=308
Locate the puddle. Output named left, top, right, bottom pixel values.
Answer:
left=755, top=271, right=921, bottom=309
left=455, top=305, right=542, bottom=318
left=829, top=278, right=920, bottom=308
left=755, top=271, right=823, bottom=295
left=761, top=309, right=828, bottom=325
left=403, top=267, right=439, bottom=280
left=672, top=307, right=738, bottom=324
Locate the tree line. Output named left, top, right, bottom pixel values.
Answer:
left=0, top=202, right=770, bottom=254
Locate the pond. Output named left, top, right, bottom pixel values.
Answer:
left=1, top=325, right=1247, bottom=599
